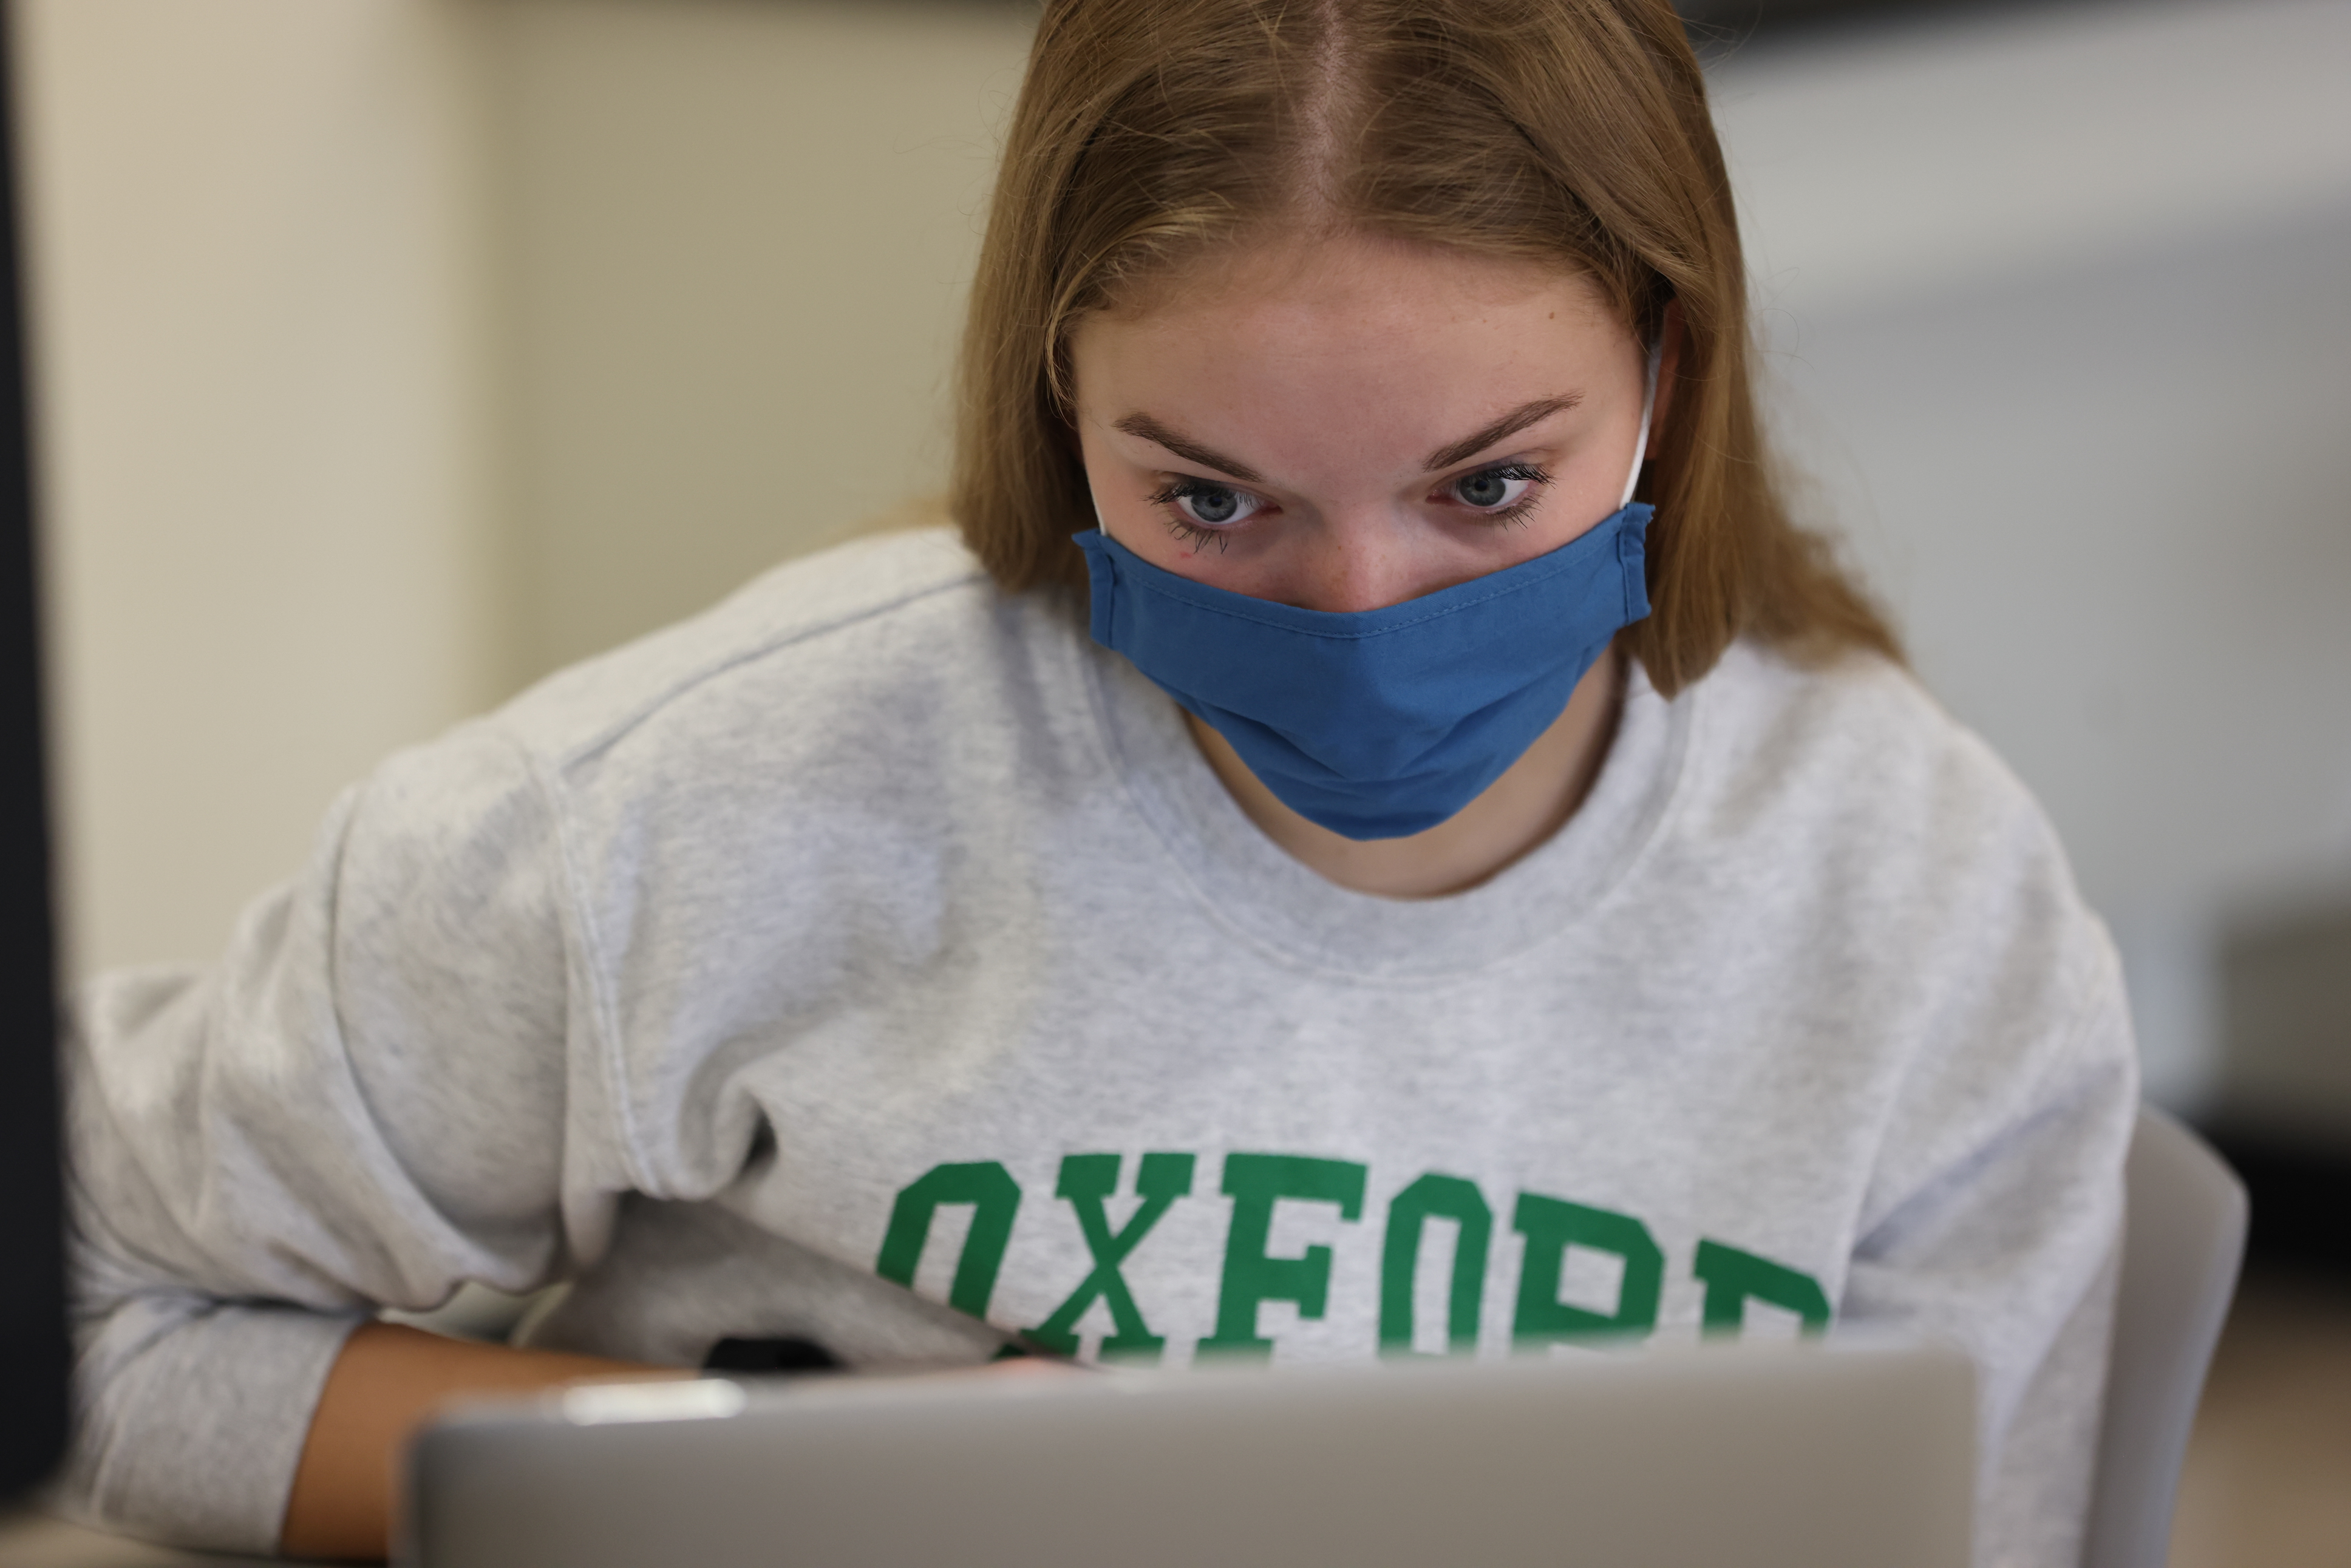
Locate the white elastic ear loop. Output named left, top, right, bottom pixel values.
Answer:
left=1616, top=334, right=1664, bottom=511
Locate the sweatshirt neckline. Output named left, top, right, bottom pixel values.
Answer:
left=1076, top=626, right=1692, bottom=982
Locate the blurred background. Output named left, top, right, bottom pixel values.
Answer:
left=8, top=0, right=2346, bottom=1560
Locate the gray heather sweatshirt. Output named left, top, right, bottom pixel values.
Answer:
left=61, top=527, right=2135, bottom=1564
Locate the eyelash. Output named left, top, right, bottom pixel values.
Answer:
left=1146, top=463, right=1554, bottom=549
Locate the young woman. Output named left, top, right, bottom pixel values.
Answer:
left=63, top=1, right=2134, bottom=1562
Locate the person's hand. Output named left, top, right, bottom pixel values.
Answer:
left=281, top=1323, right=675, bottom=1561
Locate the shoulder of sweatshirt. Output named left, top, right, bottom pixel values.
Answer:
left=489, top=525, right=1022, bottom=774
left=311, top=527, right=1047, bottom=950
left=1672, top=637, right=2081, bottom=926
left=1670, top=639, right=2134, bottom=1156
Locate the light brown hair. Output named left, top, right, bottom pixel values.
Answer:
left=950, top=0, right=1898, bottom=693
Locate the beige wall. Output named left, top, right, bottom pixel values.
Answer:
left=19, top=0, right=500, bottom=974
left=21, top=0, right=1037, bottom=974
left=481, top=0, right=1035, bottom=682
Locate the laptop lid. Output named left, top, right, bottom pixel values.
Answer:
left=404, top=1339, right=1974, bottom=1568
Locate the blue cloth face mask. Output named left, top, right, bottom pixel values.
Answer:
left=1074, top=343, right=1661, bottom=841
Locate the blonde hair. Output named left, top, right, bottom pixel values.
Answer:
left=950, top=0, right=1897, bottom=693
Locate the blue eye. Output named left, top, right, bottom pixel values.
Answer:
left=1183, top=487, right=1244, bottom=524
left=1456, top=470, right=1513, bottom=507
left=1449, top=464, right=1548, bottom=513
left=1149, top=478, right=1265, bottom=535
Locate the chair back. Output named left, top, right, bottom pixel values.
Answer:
left=2081, top=1105, right=2248, bottom=1568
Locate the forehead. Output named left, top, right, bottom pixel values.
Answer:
left=1069, top=233, right=1632, bottom=461
left=1133, top=228, right=1607, bottom=313
left=1075, top=232, right=1622, bottom=378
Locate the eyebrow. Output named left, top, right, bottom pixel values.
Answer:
left=1421, top=395, right=1582, bottom=472
left=1111, top=392, right=1582, bottom=487
left=1112, top=413, right=1266, bottom=484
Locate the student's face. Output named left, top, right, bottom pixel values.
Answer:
left=1070, top=232, right=1661, bottom=613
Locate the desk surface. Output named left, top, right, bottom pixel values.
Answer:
left=0, top=1511, right=280, bottom=1567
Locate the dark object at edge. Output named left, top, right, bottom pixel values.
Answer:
left=0, top=0, right=70, bottom=1505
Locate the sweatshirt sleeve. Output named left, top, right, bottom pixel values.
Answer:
left=56, top=718, right=618, bottom=1553
left=1840, top=927, right=2138, bottom=1568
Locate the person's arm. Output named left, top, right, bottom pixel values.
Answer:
left=1839, top=930, right=2138, bottom=1568
left=62, top=721, right=611, bottom=1554
left=280, top=1325, right=662, bottom=1561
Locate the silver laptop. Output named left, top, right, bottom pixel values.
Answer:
left=403, top=1339, right=1973, bottom=1567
